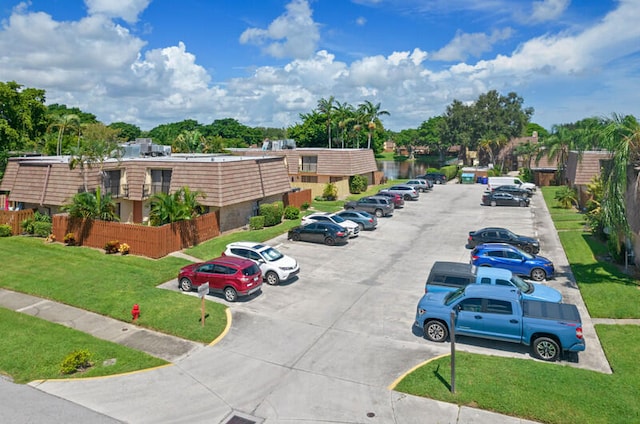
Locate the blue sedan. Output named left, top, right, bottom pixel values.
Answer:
left=470, top=243, right=554, bottom=281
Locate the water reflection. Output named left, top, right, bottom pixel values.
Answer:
left=377, top=160, right=429, bottom=180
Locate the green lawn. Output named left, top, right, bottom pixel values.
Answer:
left=394, top=185, right=640, bottom=423
left=0, top=308, right=167, bottom=384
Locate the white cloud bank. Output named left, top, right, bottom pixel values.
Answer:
left=0, top=0, right=639, bottom=132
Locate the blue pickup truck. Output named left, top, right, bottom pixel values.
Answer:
left=414, top=285, right=585, bottom=361
left=424, top=261, right=562, bottom=303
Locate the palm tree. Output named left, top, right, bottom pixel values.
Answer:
left=149, top=186, right=205, bottom=226
left=334, top=101, right=354, bottom=149
left=68, top=145, right=95, bottom=192
left=48, top=114, right=80, bottom=156
left=60, top=187, right=118, bottom=221
left=540, top=124, right=576, bottom=184
left=357, top=100, right=390, bottom=149
left=317, top=96, right=335, bottom=149
left=173, top=130, right=205, bottom=153
left=599, top=113, right=640, bottom=253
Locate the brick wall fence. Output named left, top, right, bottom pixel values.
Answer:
left=52, top=212, right=220, bottom=259
left=0, top=210, right=34, bottom=235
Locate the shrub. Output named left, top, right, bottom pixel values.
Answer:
left=21, top=211, right=51, bottom=235
left=249, top=215, right=265, bottom=230
left=519, top=167, right=534, bottom=183
left=59, top=349, right=93, bottom=375
left=349, top=175, right=368, bottom=194
left=301, top=202, right=310, bottom=210
left=0, top=224, right=11, bottom=237
left=33, top=222, right=52, bottom=237
left=259, top=202, right=283, bottom=227
left=284, top=205, right=300, bottom=219
left=554, top=185, right=577, bottom=209
left=63, top=233, right=76, bottom=245
left=45, top=234, right=56, bottom=243
left=322, top=183, right=338, bottom=200
left=118, top=243, right=130, bottom=255
left=104, top=240, right=120, bottom=254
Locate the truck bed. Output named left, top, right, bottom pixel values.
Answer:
left=522, top=300, right=581, bottom=323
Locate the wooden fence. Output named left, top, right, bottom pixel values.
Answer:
left=0, top=210, right=34, bottom=235
left=283, top=189, right=312, bottom=208
left=52, top=212, right=220, bottom=259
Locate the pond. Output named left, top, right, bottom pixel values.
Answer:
left=377, top=160, right=435, bottom=180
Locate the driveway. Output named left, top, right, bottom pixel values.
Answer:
left=30, top=183, right=609, bottom=423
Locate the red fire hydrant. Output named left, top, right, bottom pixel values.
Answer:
left=131, top=304, right=140, bottom=322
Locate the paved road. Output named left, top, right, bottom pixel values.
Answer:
left=11, top=183, right=613, bottom=423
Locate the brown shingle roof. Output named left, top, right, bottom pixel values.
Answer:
left=565, top=151, right=612, bottom=185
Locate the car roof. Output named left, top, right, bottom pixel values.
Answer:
left=430, top=261, right=474, bottom=275
left=476, top=243, right=520, bottom=251
left=208, top=256, right=256, bottom=267
left=226, top=241, right=268, bottom=251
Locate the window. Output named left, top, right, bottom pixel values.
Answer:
left=103, top=170, right=122, bottom=197
left=458, top=298, right=482, bottom=312
left=505, top=251, right=523, bottom=260
left=301, top=175, right=318, bottom=183
left=300, top=156, right=318, bottom=172
left=480, top=277, right=491, bottom=285
left=485, top=299, right=513, bottom=314
left=495, top=279, right=512, bottom=286
left=148, top=169, right=172, bottom=195
left=198, top=264, right=215, bottom=273
left=213, top=264, right=235, bottom=275
left=487, top=250, right=504, bottom=258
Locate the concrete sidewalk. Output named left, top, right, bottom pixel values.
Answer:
left=0, top=288, right=203, bottom=362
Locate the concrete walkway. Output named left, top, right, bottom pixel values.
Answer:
left=0, top=289, right=204, bottom=363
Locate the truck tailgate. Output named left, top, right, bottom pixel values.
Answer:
left=522, top=300, right=581, bottom=323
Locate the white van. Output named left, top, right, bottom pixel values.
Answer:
left=487, top=176, right=536, bottom=192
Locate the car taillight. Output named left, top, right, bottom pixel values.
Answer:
left=336, top=231, right=345, bottom=236
left=576, top=327, right=583, bottom=339
left=471, top=255, right=479, bottom=260
left=368, top=219, right=373, bottom=223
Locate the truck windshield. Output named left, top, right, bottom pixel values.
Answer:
left=511, top=275, right=533, bottom=294
left=444, top=287, right=466, bottom=306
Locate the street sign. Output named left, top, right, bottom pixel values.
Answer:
left=197, top=282, right=209, bottom=298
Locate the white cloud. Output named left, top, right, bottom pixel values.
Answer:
left=85, top=0, right=151, bottom=23
left=0, top=0, right=638, bottom=132
left=431, top=28, right=513, bottom=62
left=356, top=16, right=367, bottom=26
left=239, top=0, right=320, bottom=59
left=530, top=0, right=570, bottom=23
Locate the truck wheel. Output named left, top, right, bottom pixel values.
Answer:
left=530, top=268, right=546, bottom=281
left=424, top=320, right=448, bottom=342
left=532, top=336, right=560, bottom=361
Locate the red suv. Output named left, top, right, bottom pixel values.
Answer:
left=178, top=256, right=262, bottom=302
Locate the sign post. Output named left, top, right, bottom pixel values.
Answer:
left=450, top=310, right=456, bottom=394
left=198, top=282, right=209, bottom=327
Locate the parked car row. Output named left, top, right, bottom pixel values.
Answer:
left=414, top=214, right=581, bottom=361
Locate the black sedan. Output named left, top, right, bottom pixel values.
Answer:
left=288, top=222, right=349, bottom=246
left=492, top=184, right=533, bottom=198
left=466, top=227, right=540, bottom=254
left=482, top=191, right=530, bottom=207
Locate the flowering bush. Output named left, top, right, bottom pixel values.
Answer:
left=104, top=240, right=120, bottom=254
left=45, top=234, right=56, bottom=243
left=63, top=233, right=76, bottom=245
left=118, top=243, right=130, bottom=255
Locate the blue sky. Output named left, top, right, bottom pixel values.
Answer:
left=1, top=0, right=638, bottom=132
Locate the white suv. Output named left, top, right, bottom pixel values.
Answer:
left=301, top=212, right=360, bottom=237
left=224, top=242, right=300, bottom=285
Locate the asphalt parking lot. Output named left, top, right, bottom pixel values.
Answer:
left=30, top=182, right=611, bottom=423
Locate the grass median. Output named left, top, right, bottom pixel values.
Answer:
left=394, top=186, right=640, bottom=424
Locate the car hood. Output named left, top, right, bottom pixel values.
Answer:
left=272, top=254, right=297, bottom=268
left=526, top=283, right=562, bottom=303
left=417, top=291, right=449, bottom=308
left=530, top=255, right=552, bottom=265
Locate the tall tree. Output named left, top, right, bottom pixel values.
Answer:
left=357, top=100, right=390, bottom=149
left=317, top=96, right=336, bottom=148
left=108, top=122, right=141, bottom=141
left=48, top=113, right=80, bottom=155
left=600, top=113, right=640, bottom=254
